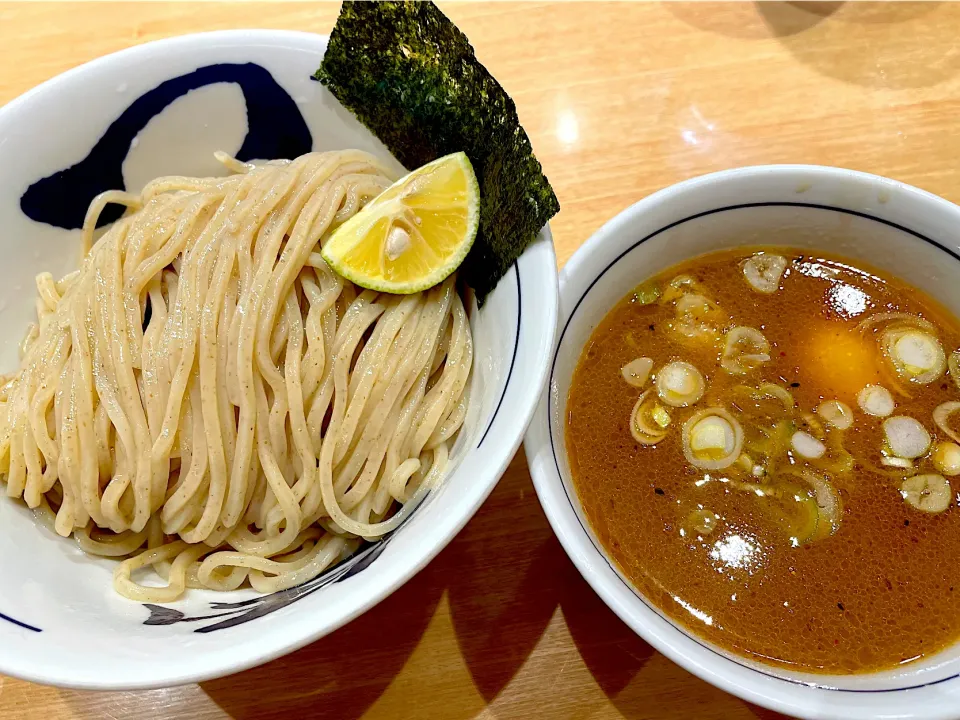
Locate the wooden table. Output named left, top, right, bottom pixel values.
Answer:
left=2, top=2, right=960, bottom=718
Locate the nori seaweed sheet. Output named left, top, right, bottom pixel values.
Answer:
left=315, top=1, right=559, bottom=303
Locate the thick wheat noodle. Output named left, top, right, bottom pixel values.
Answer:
left=0, top=150, right=473, bottom=601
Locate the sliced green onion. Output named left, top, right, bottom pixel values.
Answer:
left=651, top=404, right=672, bottom=429
left=621, top=357, right=654, bottom=388
left=856, top=312, right=936, bottom=336
left=630, top=390, right=669, bottom=445
left=792, top=431, right=826, bottom=459
left=668, top=293, right=725, bottom=346
left=743, top=253, right=788, bottom=294
left=721, top=326, right=771, bottom=375
left=883, top=416, right=932, bottom=459
left=682, top=408, right=743, bottom=470
left=661, top=275, right=702, bottom=303
left=772, top=468, right=842, bottom=542
left=817, top=400, right=854, bottom=431
left=800, top=412, right=826, bottom=439
left=655, top=361, right=706, bottom=407
left=858, top=384, right=894, bottom=417
left=900, top=473, right=951, bottom=514
left=881, top=327, right=945, bottom=385
left=934, top=401, right=960, bottom=445
left=882, top=456, right=915, bottom=470
left=803, top=469, right=842, bottom=539
left=932, top=442, right=960, bottom=477
left=758, top=383, right=795, bottom=410
left=753, top=479, right=820, bottom=544
left=631, top=282, right=661, bottom=305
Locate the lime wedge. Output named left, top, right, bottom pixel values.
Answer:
left=321, top=152, right=480, bottom=294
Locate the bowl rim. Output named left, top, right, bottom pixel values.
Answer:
left=525, top=163, right=960, bottom=720
left=0, top=27, right=560, bottom=690
left=1, top=28, right=335, bottom=118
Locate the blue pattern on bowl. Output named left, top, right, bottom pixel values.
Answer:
left=143, top=540, right=389, bottom=633
left=20, top=63, right=312, bottom=230
left=0, top=611, right=41, bottom=633
left=5, top=54, right=526, bottom=637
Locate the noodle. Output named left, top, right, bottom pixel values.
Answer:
left=0, top=150, right=474, bottom=601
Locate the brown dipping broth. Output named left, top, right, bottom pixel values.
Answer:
left=566, top=248, right=960, bottom=674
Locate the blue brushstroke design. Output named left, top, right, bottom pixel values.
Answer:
left=142, top=488, right=430, bottom=632
left=0, top=611, right=41, bottom=633
left=478, top=263, right=520, bottom=447
left=142, top=538, right=391, bottom=633
left=20, top=62, right=312, bottom=230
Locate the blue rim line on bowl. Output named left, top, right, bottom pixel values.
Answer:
left=479, top=264, right=523, bottom=447
left=0, top=612, right=41, bottom=633
left=548, top=200, right=960, bottom=694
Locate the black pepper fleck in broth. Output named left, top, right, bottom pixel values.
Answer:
left=566, top=247, right=960, bottom=674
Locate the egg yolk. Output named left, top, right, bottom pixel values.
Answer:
left=803, top=325, right=881, bottom=400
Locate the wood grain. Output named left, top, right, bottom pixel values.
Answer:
left=2, top=2, right=960, bottom=718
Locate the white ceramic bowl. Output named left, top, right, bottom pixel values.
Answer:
left=525, top=165, right=960, bottom=720
left=0, top=30, right=558, bottom=689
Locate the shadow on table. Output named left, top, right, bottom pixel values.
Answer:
left=441, top=453, right=658, bottom=703
left=663, top=1, right=839, bottom=40
left=198, top=452, right=660, bottom=719
left=665, top=1, right=956, bottom=90
left=444, top=457, right=785, bottom=720
left=447, top=457, right=798, bottom=720
left=198, top=451, right=793, bottom=720
left=747, top=704, right=796, bottom=720
left=441, top=453, right=564, bottom=701
left=200, top=551, right=445, bottom=720
left=756, top=1, right=957, bottom=90
left=200, top=452, right=559, bottom=720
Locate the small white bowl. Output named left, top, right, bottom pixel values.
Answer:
left=0, top=30, right=558, bottom=689
left=525, top=165, right=960, bottom=720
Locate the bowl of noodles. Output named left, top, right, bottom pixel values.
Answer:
left=0, top=28, right=558, bottom=688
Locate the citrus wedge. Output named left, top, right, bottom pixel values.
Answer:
left=321, top=152, right=480, bottom=294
